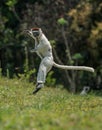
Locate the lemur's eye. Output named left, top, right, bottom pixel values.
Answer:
left=32, top=31, right=40, bottom=37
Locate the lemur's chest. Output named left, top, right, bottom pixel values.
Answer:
left=37, top=41, right=48, bottom=53
left=36, top=39, right=52, bottom=58
left=35, top=35, right=52, bottom=57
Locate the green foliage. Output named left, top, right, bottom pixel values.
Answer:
left=0, top=68, right=2, bottom=77
left=6, top=0, right=17, bottom=7
left=72, top=53, right=83, bottom=60
left=57, top=18, right=68, bottom=25
left=17, top=68, right=36, bottom=83
left=25, top=69, right=36, bottom=82
left=50, top=40, right=56, bottom=47
left=0, top=14, right=8, bottom=31
left=6, top=68, right=10, bottom=78
left=46, top=71, right=56, bottom=87
left=0, top=78, right=102, bottom=130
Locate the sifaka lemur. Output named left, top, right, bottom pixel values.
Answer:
left=25, top=28, right=94, bottom=94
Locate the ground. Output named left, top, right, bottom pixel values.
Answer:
left=0, top=77, right=102, bottom=130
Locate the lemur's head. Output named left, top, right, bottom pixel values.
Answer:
left=24, top=27, right=42, bottom=39
left=31, top=28, right=42, bottom=37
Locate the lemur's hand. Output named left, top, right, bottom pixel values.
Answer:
left=24, top=30, right=30, bottom=35
left=24, top=30, right=35, bottom=40
left=30, top=49, right=37, bottom=53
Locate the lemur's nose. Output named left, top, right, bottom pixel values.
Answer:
left=32, top=32, right=39, bottom=37
left=33, top=33, right=38, bottom=37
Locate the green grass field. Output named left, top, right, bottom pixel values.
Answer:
left=0, top=77, right=102, bottom=130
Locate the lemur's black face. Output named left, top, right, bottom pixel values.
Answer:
left=32, top=31, right=40, bottom=37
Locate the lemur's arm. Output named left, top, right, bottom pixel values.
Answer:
left=25, top=29, right=44, bottom=59
left=30, top=41, right=43, bottom=59
left=30, top=38, right=38, bottom=53
left=24, top=29, right=37, bottom=52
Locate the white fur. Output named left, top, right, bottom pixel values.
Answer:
left=27, top=28, right=94, bottom=84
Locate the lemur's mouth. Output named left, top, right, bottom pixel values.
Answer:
left=32, top=31, right=40, bottom=37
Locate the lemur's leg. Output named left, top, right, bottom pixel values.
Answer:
left=33, top=56, right=53, bottom=94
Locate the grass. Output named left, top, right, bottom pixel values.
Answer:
left=0, top=77, right=102, bottom=130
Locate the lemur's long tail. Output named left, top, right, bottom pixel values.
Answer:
left=53, top=62, right=94, bottom=73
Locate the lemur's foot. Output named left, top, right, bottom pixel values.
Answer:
left=33, top=87, right=41, bottom=94
left=33, top=83, right=44, bottom=94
